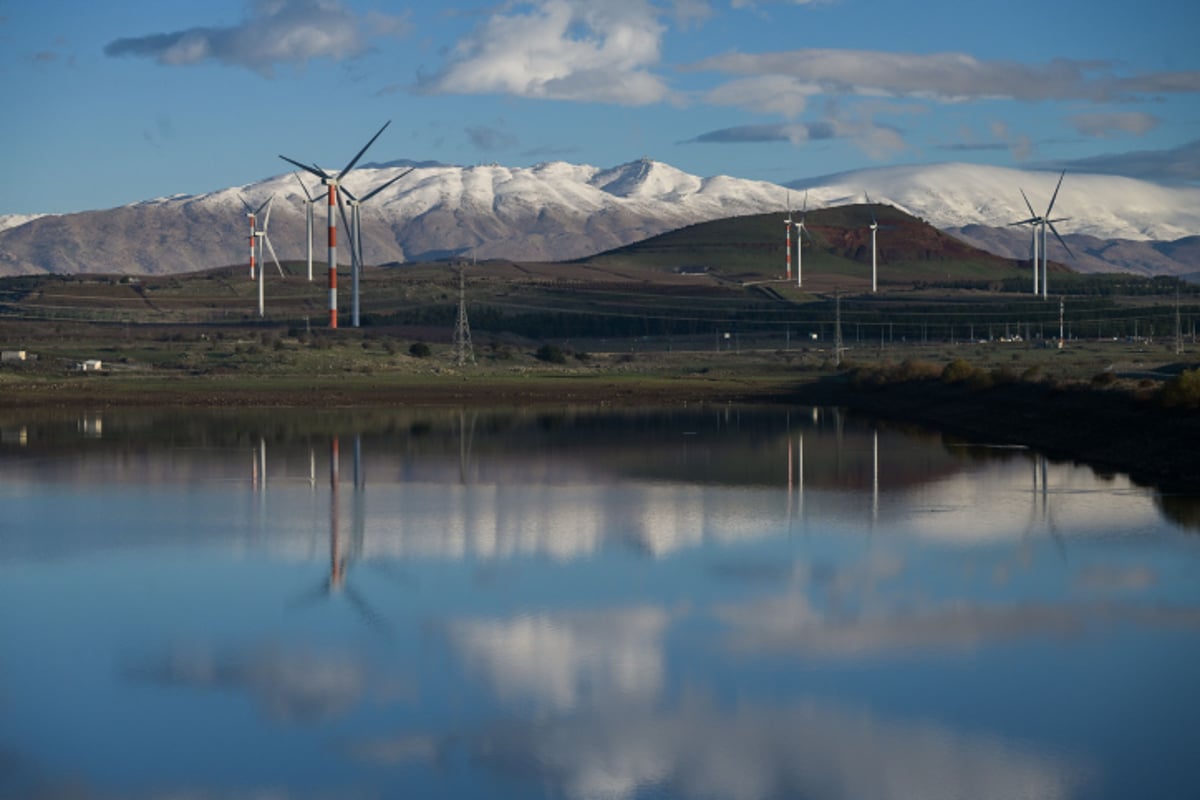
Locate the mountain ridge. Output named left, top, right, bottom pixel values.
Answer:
left=0, top=159, right=1196, bottom=277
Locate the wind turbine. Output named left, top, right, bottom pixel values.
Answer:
left=1038, top=171, right=1073, bottom=299
left=241, top=195, right=271, bottom=280
left=289, top=438, right=389, bottom=635
left=279, top=121, right=392, bottom=329
left=293, top=172, right=318, bottom=282
left=338, top=168, right=413, bottom=328
left=784, top=193, right=794, bottom=281
left=793, top=191, right=813, bottom=288
left=1009, top=171, right=1072, bottom=297
left=865, top=193, right=890, bottom=294
left=253, top=196, right=284, bottom=318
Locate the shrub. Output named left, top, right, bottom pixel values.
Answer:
left=941, top=358, right=975, bottom=384
left=895, top=359, right=941, bottom=381
left=1160, top=368, right=1200, bottom=408
left=409, top=342, right=432, bottom=359
left=1091, top=370, right=1117, bottom=386
left=536, top=344, right=567, bottom=364
left=990, top=366, right=1018, bottom=386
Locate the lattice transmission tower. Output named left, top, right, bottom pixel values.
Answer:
left=453, top=263, right=475, bottom=366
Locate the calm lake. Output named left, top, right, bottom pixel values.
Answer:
left=2, top=405, right=1198, bottom=800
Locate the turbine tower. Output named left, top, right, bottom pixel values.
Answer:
left=294, top=173, right=318, bottom=282
left=1038, top=171, right=1072, bottom=299
left=784, top=193, right=793, bottom=281
left=279, top=121, right=392, bottom=329
left=339, top=168, right=413, bottom=328
left=241, top=195, right=271, bottom=280
left=253, top=196, right=284, bottom=318
left=865, top=192, right=889, bottom=293
left=793, top=191, right=812, bottom=288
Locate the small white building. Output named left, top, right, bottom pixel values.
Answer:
left=80, top=359, right=103, bottom=372
left=1, top=350, right=26, bottom=362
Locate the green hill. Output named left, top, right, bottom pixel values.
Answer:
left=581, top=204, right=1033, bottom=290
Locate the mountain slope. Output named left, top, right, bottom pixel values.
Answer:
left=0, top=159, right=1196, bottom=277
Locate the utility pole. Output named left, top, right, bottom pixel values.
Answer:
left=1176, top=286, right=1183, bottom=355
left=834, top=290, right=844, bottom=367
left=1059, top=296, right=1065, bottom=347
left=454, top=262, right=475, bottom=366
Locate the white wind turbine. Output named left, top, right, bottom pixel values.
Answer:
left=254, top=196, right=284, bottom=318
left=279, top=121, right=392, bottom=329
left=793, top=191, right=813, bottom=288
left=293, top=173, right=318, bottom=282
left=1009, top=171, right=1072, bottom=297
left=1037, top=171, right=1072, bottom=299
left=865, top=192, right=890, bottom=293
left=338, top=168, right=413, bottom=328
left=784, top=193, right=794, bottom=281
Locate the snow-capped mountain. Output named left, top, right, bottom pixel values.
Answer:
left=0, top=159, right=1196, bottom=277
left=789, top=162, right=1200, bottom=242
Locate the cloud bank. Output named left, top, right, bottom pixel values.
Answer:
left=104, top=0, right=407, bottom=76
left=421, top=0, right=671, bottom=105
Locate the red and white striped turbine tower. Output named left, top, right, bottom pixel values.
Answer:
left=241, top=195, right=272, bottom=280
left=280, top=121, right=391, bottom=329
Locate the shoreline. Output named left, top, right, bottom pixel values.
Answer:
left=1, top=369, right=1196, bottom=494
left=785, top=376, right=1200, bottom=495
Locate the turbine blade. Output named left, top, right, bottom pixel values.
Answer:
left=287, top=581, right=331, bottom=610
left=337, top=195, right=358, bottom=271
left=361, top=168, right=413, bottom=203
left=264, top=235, right=285, bottom=277
left=341, top=186, right=360, bottom=203
left=1045, top=170, right=1066, bottom=216
left=342, top=584, right=391, bottom=637
left=280, top=155, right=329, bottom=180
left=239, top=194, right=254, bottom=215
left=293, top=172, right=315, bottom=202
left=1009, top=218, right=1038, bottom=227
left=1047, top=220, right=1074, bottom=260
left=1019, top=188, right=1037, bottom=219
left=339, top=120, right=392, bottom=179
left=802, top=190, right=808, bottom=213
left=261, top=196, right=274, bottom=229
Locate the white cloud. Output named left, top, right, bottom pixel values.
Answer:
left=128, top=641, right=371, bottom=723
left=460, top=696, right=1087, bottom=800
left=691, top=49, right=1200, bottom=104
left=423, top=0, right=672, bottom=105
left=104, top=0, right=408, bottom=76
left=1069, top=111, right=1160, bottom=138
left=447, top=606, right=670, bottom=712
left=703, top=75, right=817, bottom=117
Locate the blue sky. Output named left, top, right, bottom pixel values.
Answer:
left=2, top=0, right=1198, bottom=215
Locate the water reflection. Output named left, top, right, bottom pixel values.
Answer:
left=445, top=697, right=1088, bottom=800
left=2, top=406, right=1199, bottom=799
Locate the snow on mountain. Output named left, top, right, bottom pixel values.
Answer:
left=789, top=162, right=1200, bottom=242
left=0, top=158, right=1197, bottom=277
left=0, top=213, right=51, bottom=234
